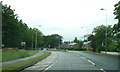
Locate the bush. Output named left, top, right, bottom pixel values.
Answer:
left=108, top=43, right=117, bottom=52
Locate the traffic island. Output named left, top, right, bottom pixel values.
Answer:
left=2, top=51, right=51, bottom=72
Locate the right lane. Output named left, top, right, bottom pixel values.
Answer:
left=45, top=52, right=101, bottom=71
left=69, top=51, right=119, bottom=71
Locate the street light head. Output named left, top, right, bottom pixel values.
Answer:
left=100, top=8, right=104, bottom=10
left=100, top=8, right=106, bottom=11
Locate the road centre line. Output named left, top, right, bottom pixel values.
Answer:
left=87, top=59, right=96, bottom=66
left=100, top=68, right=106, bottom=72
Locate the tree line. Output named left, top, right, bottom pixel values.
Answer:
left=2, top=2, right=63, bottom=49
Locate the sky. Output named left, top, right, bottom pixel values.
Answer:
left=2, top=0, right=119, bottom=41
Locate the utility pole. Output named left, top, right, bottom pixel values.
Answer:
left=35, top=31, right=37, bottom=50
left=100, top=8, right=107, bottom=54
left=81, top=27, right=88, bottom=51
left=34, top=25, right=41, bottom=50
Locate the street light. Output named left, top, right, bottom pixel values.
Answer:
left=100, top=8, right=107, bottom=54
left=81, top=27, right=89, bottom=51
left=35, top=25, right=41, bottom=50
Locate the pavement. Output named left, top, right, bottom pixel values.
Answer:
left=1, top=50, right=44, bottom=67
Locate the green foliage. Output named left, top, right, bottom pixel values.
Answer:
left=91, top=1, right=120, bottom=52
left=73, top=37, right=83, bottom=50
left=2, top=3, right=44, bottom=49
left=74, top=37, right=78, bottom=43
left=113, top=1, right=120, bottom=51
left=108, top=43, right=117, bottom=52
left=43, top=34, right=63, bottom=48
left=92, top=25, right=113, bottom=52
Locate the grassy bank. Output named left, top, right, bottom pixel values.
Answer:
left=2, top=51, right=51, bottom=71
left=84, top=51, right=105, bottom=55
left=2, top=50, right=38, bottom=62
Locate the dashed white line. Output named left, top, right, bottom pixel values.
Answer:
left=82, top=56, right=86, bottom=59
left=87, top=59, right=96, bottom=66
left=100, top=68, right=106, bottom=72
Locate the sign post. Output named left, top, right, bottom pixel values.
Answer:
left=21, top=42, right=26, bottom=49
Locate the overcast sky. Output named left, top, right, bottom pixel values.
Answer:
left=2, top=0, right=119, bottom=41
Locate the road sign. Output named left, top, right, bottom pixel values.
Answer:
left=21, top=42, right=26, bottom=46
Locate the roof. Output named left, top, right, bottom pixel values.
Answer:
left=83, top=41, right=91, bottom=44
left=69, top=43, right=77, bottom=46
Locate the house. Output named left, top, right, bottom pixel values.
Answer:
left=83, top=41, right=93, bottom=51
left=60, top=42, right=78, bottom=50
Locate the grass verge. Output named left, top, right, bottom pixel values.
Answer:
left=84, top=51, right=105, bottom=55
left=2, top=50, right=38, bottom=62
left=2, top=51, right=51, bottom=71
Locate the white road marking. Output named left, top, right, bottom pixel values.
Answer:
left=100, top=68, right=106, bottom=72
left=44, top=62, right=54, bottom=71
left=82, top=56, right=86, bottom=59
left=87, top=59, right=96, bottom=66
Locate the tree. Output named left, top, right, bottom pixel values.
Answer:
left=113, top=1, right=120, bottom=51
left=92, top=25, right=113, bottom=52
left=2, top=4, right=22, bottom=47
left=43, top=34, right=63, bottom=48
left=2, top=3, right=44, bottom=49
left=74, top=37, right=78, bottom=43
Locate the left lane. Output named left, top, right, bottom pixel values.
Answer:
left=45, top=52, right=100, bottom=71
left=1, top=50, right=44, bottom=67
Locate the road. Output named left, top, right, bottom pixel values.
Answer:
left=20, top=51, right=119, bottom=72
left=68, top=51, right=119, bottom=71
left=44, top=51, right=103, bottom=72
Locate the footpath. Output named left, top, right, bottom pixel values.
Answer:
left=21, top=52, right=57, bottom=72
left=1, top=51, right=44, bottom=67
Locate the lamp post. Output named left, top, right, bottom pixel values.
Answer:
left=100, top=8, right=107, bottom=54
left=81, top=27, right=89, bottom=51
left=35, top=25, right=41, bottom=50
left=35, top=31, right=37, bottom=50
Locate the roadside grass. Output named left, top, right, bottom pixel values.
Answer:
left=2, top=51, right=51, bottom=71
left=84, top=51, right=105, bottom=55
left=1, top=50, right=38, bottom=62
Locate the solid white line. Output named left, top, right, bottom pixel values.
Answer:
left=42, top=60, right=55, bottom=72
left=43, top=53, right=58, bottom=72
left=45, top=62, right=54, bottom=70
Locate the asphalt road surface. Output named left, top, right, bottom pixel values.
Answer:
left=68, top=51, right=119, bottom=71
left=44, top=51, right=103, bottom=72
